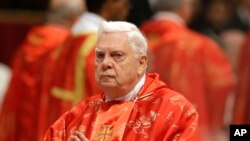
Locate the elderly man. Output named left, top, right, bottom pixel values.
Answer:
left=43, top=21, right=200, bottom=141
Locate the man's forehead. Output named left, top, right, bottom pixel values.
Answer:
left=98, top=32, right=128, bottom=39
left=96, top=33, right=129, bottom=47
left=95, top=46, right=127, bottom=52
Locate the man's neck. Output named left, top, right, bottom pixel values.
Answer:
left=105, top=74, right=146, bottom=102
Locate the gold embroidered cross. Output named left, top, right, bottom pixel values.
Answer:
left=95, top=125, right=113, bottom=141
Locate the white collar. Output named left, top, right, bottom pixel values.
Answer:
left=71, top=12, right=105, bottom=35
left=153, top=11, right=185, bottom=26
left=105, top=74, right=146, bottom=102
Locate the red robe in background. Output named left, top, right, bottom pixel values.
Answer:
left=43, top=73, right=200, bottom=141
left=38, top=32, right=100, bottom=139
left=141, top=19, right=235, bottom=139
left=40, top=15, right=104, bottom=128
left=0, top=24, right=70, bottom=141
left=232, top=31, right=250, bottom=124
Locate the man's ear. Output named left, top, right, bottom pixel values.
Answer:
left=138, top=54, right=148, bottom=75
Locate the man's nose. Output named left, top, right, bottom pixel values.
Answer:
left=101, top=56, right=112, bottom=70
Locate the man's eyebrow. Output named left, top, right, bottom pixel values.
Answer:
left=111, top=51, right=124, bottom=53
left=95, top=48, right=102, bottom=52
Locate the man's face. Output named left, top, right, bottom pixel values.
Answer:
left=95, top=32, right=141, bottom=94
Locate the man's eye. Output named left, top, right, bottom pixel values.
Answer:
left=112, top=53, right=124, bottom=61
left=96, top=53, right=104, bottom=60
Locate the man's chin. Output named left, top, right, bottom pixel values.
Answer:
left=99, top=82, right=116, bottom=88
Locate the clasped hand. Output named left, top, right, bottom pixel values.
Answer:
left=69, top=131, right=89, bottom=141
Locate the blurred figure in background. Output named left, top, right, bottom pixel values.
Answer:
left=42, top=0, right=131, bottom=135
left=221, top=0, right=250, bottom=72
left=72, top=0, right=130, bottom=35
left=0, top=62, right=11, bottom=110
left=218, top=2, right=249, bottom=127
left=198, top=0, right=232, bottom=47
left=0, top=0, right=84, bottom=140
left=232, top=30, right=250, bottom=124
left=141, top=0, right=235, bottom=140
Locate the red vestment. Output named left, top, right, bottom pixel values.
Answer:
left=232, top=31, right=250, bottom=124
left=0, top=24, right=70, bottom=141
left=43, top=73, right=200, bottom=141
left=141, top=20, right=235, bottom=138
left=38, top=33, right=100, bottom=139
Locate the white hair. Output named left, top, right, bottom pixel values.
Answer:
left=97, top=21, right=148, bottom=55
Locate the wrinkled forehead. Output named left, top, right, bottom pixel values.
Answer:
left=96, top=32, right=130, bottom=50
left=97, top=31, right=128, bottom=40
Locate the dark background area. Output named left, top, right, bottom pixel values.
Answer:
left=0, top=0, right=49, bottom=65
left=0, top=0, right=48, bottom=10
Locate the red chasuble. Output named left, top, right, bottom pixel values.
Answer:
left=141, top=20, right=235, bottom=137
left=43, top=73, right=200, bottom=141
left=0, top=24, right=70, bottom=141
left=232, top=31, right=250, bottom=124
